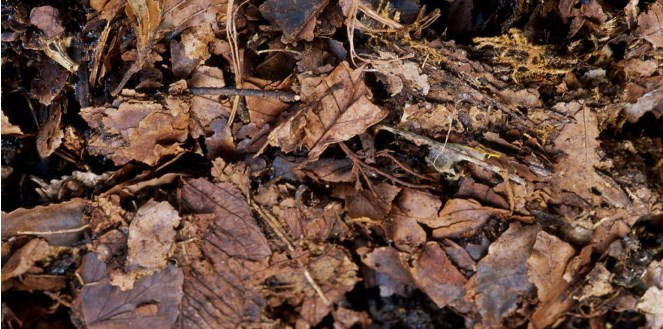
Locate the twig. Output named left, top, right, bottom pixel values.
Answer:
left=339, top=143, right=435, bottom=189
left=190, top=87, right=300, bottom=103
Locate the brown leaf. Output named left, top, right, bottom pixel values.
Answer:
left=410, top=242, right=467, bottom=308
left=298, top=246, right=359, bottom=327
left=431, top=199, right=510, bottom=239
left=127, top=200, right=180, bottom=271
left=244, top=79, right=291, bottom=128
left=361, top=246, right=415, bottom=286
left=81, top=96, right=189, bottom=166
left=29, top=6, right=65, bottom=39
left=386, top=216, right=426, bottom=253
left=177, top=178, right=275, bottom=328
left=265, top=61, right=387, bottom=161
left=527, top=231, right=576, bottom=329
left=474, top=222, right=538, bottom=327
left=457, top=177, right=509, bottom=209
left=333, top=183, right=401, bottom=220
left=1, top=239, right=56, bottom=282
left=30, top=57, right=69, bottom=106
left=74, top=253, right=184, bottom=329
left=636, top=1, right=663, bottom=49
left=390, top=188, right=442, bottom=227
left=170, top=24, right=214, bottom=78
left=1, top=199, right=88, bottom=246
left=180, top=178, right=271, bottom=260
left=637, top=287, right=663, bottom=329
left=551, top=103, right=629, bottom=208
left=36, top=98, right=65, bottom=158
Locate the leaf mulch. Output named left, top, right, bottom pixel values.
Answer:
left=2, top=0, right=662, bottom=328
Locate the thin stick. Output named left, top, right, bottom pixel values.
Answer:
left=190, top=87, right=300, bottom=103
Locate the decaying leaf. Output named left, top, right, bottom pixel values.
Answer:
left=431, top=199, right=510, bottom=239
left=333, top=182, right=401, bottom=220
left=181, top=178, right=271, bottom=258
left=474, top=222, right=538, bottom=328
left=259, top=0, right=329, bottom=43
left=527, top=231, right=576, bottom=329
left=1, top=199, right=88, bottom=246
left=635, top=1, right=663, bottom=49
left=638, top=286, right=663, bottom=329
left=1, top=238, right=66, bottom=283
left=178, top=178, right=273, bottom=328
left=81, top=96, right=189, bottom=166
left=127, top=200, right=180, bottom=271
left=551, top=102, right=629, bottom=208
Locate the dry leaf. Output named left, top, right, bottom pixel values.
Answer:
left=74, top=253, right=184, bottom=329
left=551, top=102, right=630, bottom=208
left=636, top=1, right=663, bottom=49
left=474, top=222, right=538, bottom=327
left=264, top=61, right=387, bottom=161
left=1, top=199, right=88, bottom=246
left=527, top=231, right=576, bottom=329
left=81, top=96, right=189, bottom=166
left=259, top=0, right=329, bottom=43
left=127, top=200, right=180, bottom=271
left=638, top=286, right=663, bottom=329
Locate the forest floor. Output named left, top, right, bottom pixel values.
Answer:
left=2, top=0, right=662, bottom=328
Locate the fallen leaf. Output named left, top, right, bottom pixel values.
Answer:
left=636, top=1, right=663, bottom=48
left=264, top=61, right=388, bottom=161
left=298, top=246, right=359, bottom=327
left=127, top=200, right=180, bottom=271
left=259, top=0, right=329, bottom=43
left=431, top=199, right=510, bottom=239
left=637, top=286, right=663, bottom=329
left=390, top=188, right=442, bottom=227
left=333, top=183, right=401, bottom=220
left=74, top=253, right=184, bottom=329
left=81, top=96, right=189, bottom=166
left=1, top=239, right=58, bottom=282
left=1, top=111, right=23, bottom=135
left=410, top=242, right=467, bottom=308
left=527, top=231, right=576, bottom=329
left=180, top=178, right=271, bottom=260
left=29, top=6, right=65, bottom=39
left=551, top=102, right=630, bottom=208
left=1, top=199, right=88, bottom=246
left=474, top=222, right=538, bottom=328
left=178, top=178, right=276, bottom=328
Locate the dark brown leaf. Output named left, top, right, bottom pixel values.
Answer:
left=181, top=178, right=271, bottom=260
left=474, top=222, right=538, bottom=328
left=259, top=0, right=329, bottom=43
left=74, top=253, right=184, bottom=329
left=333, top=183, right=401, bottom=220
left=1, top=199, right=88, bottom=246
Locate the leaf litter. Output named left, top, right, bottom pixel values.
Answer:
left=2, top=0, right=662, bottom=328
